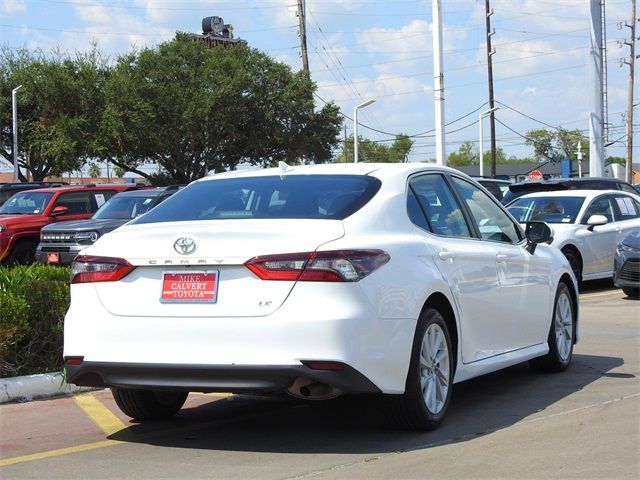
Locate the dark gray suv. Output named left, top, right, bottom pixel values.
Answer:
left=36, top=186, right=181, bottom=265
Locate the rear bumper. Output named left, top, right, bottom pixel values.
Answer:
left=65, top=361, right=381, bottom=394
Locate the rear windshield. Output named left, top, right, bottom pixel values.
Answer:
left=132, top=175, right=381, bottom=225
left=92, top=194, right=161, bottom=220
left=507, top=196, right=585, bottom=224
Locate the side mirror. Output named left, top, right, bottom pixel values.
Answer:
left=525, top=221, right=553, bottom=254
left=50, top=205, right=69, bottom=217
left=586, top=214, right=608, bottom=231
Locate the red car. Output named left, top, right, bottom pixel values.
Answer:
left=0, top=184, right=143, bottom=265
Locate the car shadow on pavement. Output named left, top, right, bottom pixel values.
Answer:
left=108, top=353, right=628, bottom=454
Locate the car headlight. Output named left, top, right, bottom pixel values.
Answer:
left=616, top=242, right=636, bottom=254
left=74, top=231, right=100, bottom=244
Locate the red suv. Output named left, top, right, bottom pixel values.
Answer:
left=0, top=184, right=142, bottom=265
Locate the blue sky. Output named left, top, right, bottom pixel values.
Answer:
left=1, top=0, right=637, bottom=172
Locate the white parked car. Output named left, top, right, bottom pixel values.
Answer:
left=64, top=163, right=578, bottom=430
left=507, top=189, right=640, bottom=283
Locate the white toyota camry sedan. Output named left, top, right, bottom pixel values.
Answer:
left=64, top=163, right=578, bottom=430
left=507, top=189, right=640, bottom=283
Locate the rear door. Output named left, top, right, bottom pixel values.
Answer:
left=408, top=173, right=506, bottom=364
left=579, top=194, right=619, bottom=276
left=449, top=176, right=552, bottom=351
left=611, top=194, right=640, bottom=244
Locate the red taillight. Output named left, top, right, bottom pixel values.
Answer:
left=302, top=361, right=344, bottom=371
left=64, top=356, right=84, bottom=366
left=71, top=255, right=134, bottom=284
left=245, top=250, right=389, bottom=282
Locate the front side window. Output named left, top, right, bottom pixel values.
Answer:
left=54, top=192, right=91, bottom=214
left=133, top=175, right=381, bottom=225
left=452, top=177, right=522, bottom=243
left=582, top=196, right=614, bottom=224
left=408, top=174, right=471, bottom=238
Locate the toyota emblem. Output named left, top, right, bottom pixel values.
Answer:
left=174, top=237, right=196, bottom=255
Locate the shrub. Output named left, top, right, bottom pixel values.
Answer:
left=0, top=292, right=30, bottom=376
left=0, top=265, right=71, bottom=377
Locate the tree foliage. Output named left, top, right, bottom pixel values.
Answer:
left=0, top=45, right=108, bottom=181
left=525, top=128, right=587, bottom=163
left=447, top=141, right=509, bottom=167
left=335, top=134, right=414, bottom=163
left=98, top=34, right=342, bottom=183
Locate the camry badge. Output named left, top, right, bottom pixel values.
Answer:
left=174, top=237, right=197, bottom=255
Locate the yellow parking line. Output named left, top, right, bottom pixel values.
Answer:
left=0, top=439, right=121, bottom=467
left=74, top=392, right=128, bottom=436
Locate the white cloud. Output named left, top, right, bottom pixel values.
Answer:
left=0, top=0, right=26, bottom=16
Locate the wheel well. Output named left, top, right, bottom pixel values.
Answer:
left=422, top=292, right=458, bottom=370
left=560, top=272, right=579, bottom=344
left=5, top=237, right=38, bottom=264
left=560, top=244, right=582, bottom=265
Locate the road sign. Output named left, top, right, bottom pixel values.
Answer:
left=528, top=170, right=543, bottom=181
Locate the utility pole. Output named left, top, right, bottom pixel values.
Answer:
left=432, top=0, right=446, bottom=166
left=296, top=0, right=309, bottom=76
left=589, top=0, right=605, bottom=177
left=620, top=0, right=637, bottom=183
left=484, top=0, right=497, bottom=177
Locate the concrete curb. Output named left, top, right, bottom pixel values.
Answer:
left=0, top=372, right=96, bottom=404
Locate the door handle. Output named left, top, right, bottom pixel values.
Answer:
left=496, top=254, right=508, bottom=263
left=438, top=250, right=454, bottom=262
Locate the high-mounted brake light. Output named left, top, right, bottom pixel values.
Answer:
left=71, top=255, right=134, bottom=284
left=245, top=250, right=390, bottom=282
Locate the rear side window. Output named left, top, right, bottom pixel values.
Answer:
left=613, top=195, right=640, bottom=220
left=132, top=175, right=381, bottom=224
left=408, top=174, right=471, bottom=238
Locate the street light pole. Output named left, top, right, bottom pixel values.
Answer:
left=12, top=85, right=23, bottom=183
left=353, top=99, right=375, bottom=163
left=478, top=106, right=498, bottom=177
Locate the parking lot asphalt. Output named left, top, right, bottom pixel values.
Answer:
left=0, top=281, right=638, bottom=479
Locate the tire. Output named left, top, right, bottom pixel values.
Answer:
left=561, top=248, right=582, bottom=286
left=111, top=388, right=188, bottom=420
left=622, top=286, right=640, bottom=298
left=5, top=240, right=37, bottom=266
left=529, top=282, right=575, bottom=372
left=388, top=307, right=454, bottom=431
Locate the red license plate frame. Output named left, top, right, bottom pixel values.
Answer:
left=160, top=271, right=219, bottom=304
left=46, top=252, right=60, bottom=264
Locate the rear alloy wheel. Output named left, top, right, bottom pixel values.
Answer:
left=561, top=248, right=582, bottom=285
left=388, top=307, right=454, bottom=431
left=112, top=388, right=188, bottom=421
left=530, top=282, right=575, bottom=372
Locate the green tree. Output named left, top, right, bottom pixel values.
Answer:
left=113, top=165, right=126, bottom=178
left=98, top=34, right=342, bottom=183
left=0, top=45, right=108, bottom=181
left=87, top=163, right=101, bottom=178
left=335, top=134, right=414, bottom=163
left=447, top=141, right=477, bottom=167
left=525, top=128, right=587, bottom=163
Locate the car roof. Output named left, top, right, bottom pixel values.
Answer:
left=509, top=176, right=629, bottom=191
left=513, top=189, right=637, bottom=200
left=14, top=184, right=139, bottom=194
left=201, top=162, right=464, bottom=182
